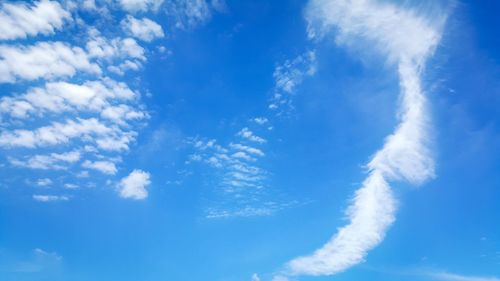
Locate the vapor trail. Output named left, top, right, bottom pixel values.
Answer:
left=283, top=0, right=448, bottom=277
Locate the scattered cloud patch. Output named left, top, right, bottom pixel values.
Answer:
left=82, top=160, right=117, bottom=175
left=429, top=272, right=500, bottom=281
left=253, top=117, right=268, bottom=125
left=121, top=15, right=165, bottom=42
left=251, top=273, right=261, bottom=281
left=36, top=178, right=53, bottom=187
left=33, top=194, right=69, bottom=202
left=0, top=42, right=101, bottom=82
left=118, top=0, right=164, bottom=13
left=269, top=50, right=316, bottom=113
left=237, top=127, right=266, bottom=144
left=164, top=0, right=226, bottom=30
left=9, top=151, right=81, bottom=170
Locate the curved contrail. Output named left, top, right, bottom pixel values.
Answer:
left=283, top=0, right=448, bottom=277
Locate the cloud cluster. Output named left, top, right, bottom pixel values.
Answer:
left=188, top=128, right=268, bottom=193
left=0, top=0, right=160, bottom=201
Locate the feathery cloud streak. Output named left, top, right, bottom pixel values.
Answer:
left=285, top=0, right=447, bottom=276
left=429, top=272, right=500, bottom=281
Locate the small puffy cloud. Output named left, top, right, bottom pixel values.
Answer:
left=33, top=194, right=69, bottom=202
left=121, top=15, right=164, bottom=42
left=36, top=178, right=53, bottom=187
left=0, top=42, right=101, bottom=83
left=253, top=117, right=268, bottom=125
left=0, top=0, right=71, bottom=40
left=118, top=0, right=164, bottom=13
left=237, top=127, right=266, bottom=143
left=118, top=169, right=151, bottom=200
left=82, top=160, right=117, bottom=175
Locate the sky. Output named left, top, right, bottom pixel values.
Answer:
left=0, top=0, right=499, bottom=281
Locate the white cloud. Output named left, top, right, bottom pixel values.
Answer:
left=118, top=0, right=164, bottom=13
left=251, top=273, right=261, bottom=281
left=0, top=42, right=101, bottom=83
left=64, top=183, right=79, bottom=189
left=187, top=135, right=279, bottom=217
left=0, top=0, right=71, bottom=40
left=253, top=117, right=268, bottom=125
left=0, top=0, right=156, bottom=200
left=274, top=51, right=316, bottom=94
left=165, top=0, right=213, bottom=30
left=284, top=0, right=447, bottom=277
left=287, top=171, right=396, bottom=275
left=230, top=143, right=265, bottom=157
left=82, top=160, right=117, bottom=175
left=237, top=127, right=266, bottom=144
left=36, top=178, right=53, bottom=187
left=9, top=150, right=81, bottom=170
left=0, top=118, right=136, bottom=151
left=429, top=272, right=500, bottom=281
left=33, top=194, right=69, bottom=202
left=121, top=15, right=164, bottom=42
left=33, top=248, right=62, bottom=261
left=118, top=169, right=151, bottom=200
left=272, top=276, right=290, bottom=281
left=269, top=50, right=316, bottom=112
left=86, top=31, right=146, bottom=62
left=304, top=0, right=445, bottom=64
left=0, top=79, right=144, bottom=125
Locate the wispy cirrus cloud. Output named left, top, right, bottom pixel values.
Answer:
left=280, top=0, right=449, bottom=277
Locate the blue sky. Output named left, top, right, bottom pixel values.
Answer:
left=0, top=0, right=499, bottom=281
